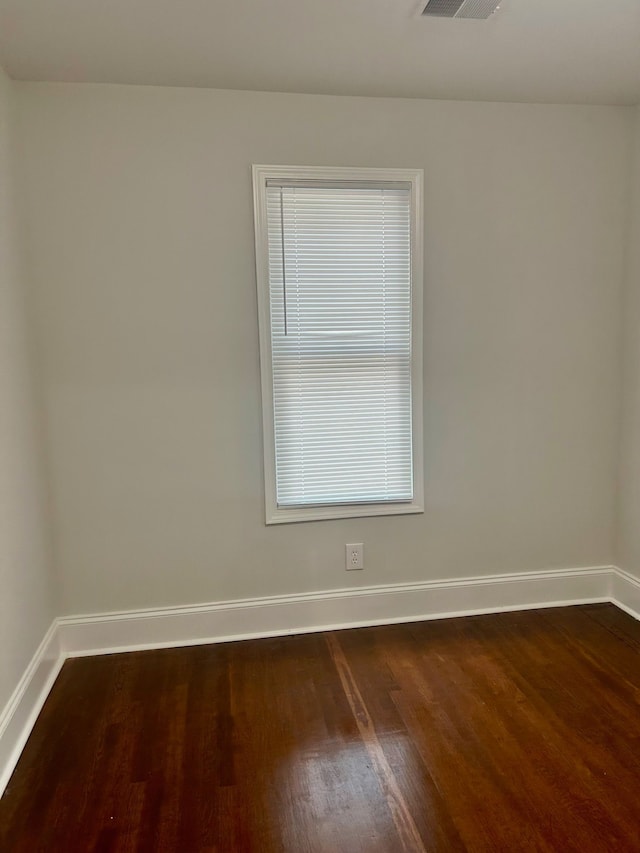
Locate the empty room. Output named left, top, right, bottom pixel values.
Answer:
left=1, top=0, right=640, bottom=850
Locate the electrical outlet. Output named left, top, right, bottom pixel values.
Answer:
left=345, top=543, right=364, bottom=571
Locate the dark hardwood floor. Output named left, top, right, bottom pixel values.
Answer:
left=1, top=604, right=640, bottom=852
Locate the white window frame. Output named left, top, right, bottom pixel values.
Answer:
left=252, top=164, right=424, bottom=525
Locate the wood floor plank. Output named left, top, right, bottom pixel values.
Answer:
left=1, top=604, right=639, bottom=851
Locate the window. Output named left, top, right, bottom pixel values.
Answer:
left=252, top=165, right=424, bottom=524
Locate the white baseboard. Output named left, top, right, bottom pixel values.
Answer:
left=57, top=565, right=613, bottom=658
left=3, top=561, right=638, bottom=800
left=611, top=566, right=640, bottom=620
left=0, top=621, right=64, bottom=797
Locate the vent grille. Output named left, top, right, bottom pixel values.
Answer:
left=421, top=0, right=500, bottom=18
left=421, top=0, right=465, bottom=16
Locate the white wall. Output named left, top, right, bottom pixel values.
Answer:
left=617, top=107, right=640, bottom=580
left=0, top=68, right=54, bottom=711
left=15, top=83, right=631, bottom=616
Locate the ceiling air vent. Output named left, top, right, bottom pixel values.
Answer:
left=421, top=0, right=501, bottom=19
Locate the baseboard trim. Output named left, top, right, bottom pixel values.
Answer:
left=3, top=562, right=637, bottom=800
left=611, top=566, right=640, bottom=620
left=0, top=621, right=64, bottom=797
left=57, top=565, right=613, bottom=658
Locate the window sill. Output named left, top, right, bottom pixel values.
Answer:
left=266, top=500, right=424, bottom=525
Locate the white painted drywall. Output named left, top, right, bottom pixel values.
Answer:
left=15, top=84, right=630, bottom=615
left=3, top=0, right=640, bottom=106
left=0, top=68, right=54, bottom=712
left=617, top=108, right=640, bottom=580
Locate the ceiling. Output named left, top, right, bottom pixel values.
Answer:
left=1, top=0, right=640, bottom=105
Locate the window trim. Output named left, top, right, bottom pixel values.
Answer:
left=252, top=164, right=424, bottom=525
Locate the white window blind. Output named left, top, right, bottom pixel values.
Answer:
left=265, top=180, right=414, bottom=509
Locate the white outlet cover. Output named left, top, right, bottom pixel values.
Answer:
left=345, top=543, right=364, bottom=570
